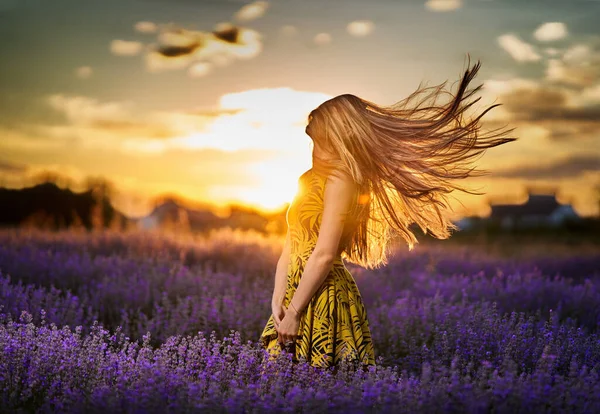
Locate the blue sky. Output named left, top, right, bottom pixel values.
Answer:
left=0, top=0, right=599, bottom=217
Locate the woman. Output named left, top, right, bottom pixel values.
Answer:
left=259, top=58, right=516, bottom=369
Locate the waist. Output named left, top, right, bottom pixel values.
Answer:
left=289, top=249, right=344, bottom=264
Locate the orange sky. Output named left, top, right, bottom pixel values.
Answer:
left=0, top=0, right=598, bottom=219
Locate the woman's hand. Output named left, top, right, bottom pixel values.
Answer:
left=271, top=296, right=285, bottom=332
left=277, top=307, right=301, bottom=348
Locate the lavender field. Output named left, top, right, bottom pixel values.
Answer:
left=1, top=228, right=599, bottom=413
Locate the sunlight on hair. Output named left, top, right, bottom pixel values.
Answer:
left=305, top=60, right=517, bottom=269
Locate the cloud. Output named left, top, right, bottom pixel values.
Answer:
left=0, top=130, right=283, bottom=213
left=545, top=43, right=600, bottom=87
left=0, top=124, right=68, bottom=152
left=0, top=158, right=27, bottom=174
left=188, top=61, right=212, bottom=78
left=494, top=154, right=600, bottom=179
left=493, top=80, right=600, bottom=122
left=233, top=1, right=269, bottom=22
left=546, top=59, right=599, bottom=87
left=170, top=87, right=332, bottom=152
left=75, top=66, right=92, bottom=79
left=85, top=119, right=182, bottom=139
left=563, top=44, right=593, bottom=64
left=483, top=76, right=600, bottom=142
left=47, top=95, right=133, bottom=124
left=145, top=50, right=193, bottom=73
left=534, top=22, right=568, bottom=42
left=507, top=93, right=600, bottom=122
left=314, top=33, right=332, bottom=46
left=135, top=21, right=158, bottom=34
left=38, top=94, right=218, bottom=152
left=156, top=26, right=199, bottom=47
left=498, top=34, right=541, bottom=62
left=280, top=25, right=298, bottom=36
left=425, top=0, right=462, bottom=12
left=29, top=88, right=331, bottom=155
left=110, top=40, right=143, bottom=56
left=142, top=23, right=262, bottom=75
left=0, top=87, right=339, bottom=211
left=582, top=84, right=600, bottom=103
left=347, top=20, right=374, bottom=37
left=184, top=108, right=244, bottom=117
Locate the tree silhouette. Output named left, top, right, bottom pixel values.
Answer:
left=84, top=176, right=118, bottom=230
left=595, top=180, right=600, bottom=218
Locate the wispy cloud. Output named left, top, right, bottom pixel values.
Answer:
left=347, top=20, right=374, bottom=37
left=47, top=95, right=133, bottom=125
left=110, top=40, right=143, bottom=56
left=142, top=23, right=262, bottom=76
left=425, top=0, right=462, bottom=12
left=134, top=21, right=158, bottom=34
left=485, top=30, right=600, bottom=145
left=0, top=85, right=333, bottom=211
left=188, top=62, right=212, bottom=78
left=546, top=59, right=598, bottom=87
left=534, top=22, right=568, bottom=42
left=23, top=88, right=330, bottom=156
left=486, top=22, right=600, bottom=150
left=36, top=94, right=217, bottom=152
left=494, top=154, right=600, bottom=179
left=0, top=159, right=27, bottom=174
left=485, top=77, right=600, bottom=141
left=546, top=43, right=600, bottom=87
left=500, top=85, right=600, bottom=122
left=233, top=1, right=269, bottom=22
left=498, top=34, right=541, bottom=62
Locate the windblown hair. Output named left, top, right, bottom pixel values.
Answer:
left=306, top=58, right=517, bottom=269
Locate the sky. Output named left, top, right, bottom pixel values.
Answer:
left=0, top=0, right=599, bottom=219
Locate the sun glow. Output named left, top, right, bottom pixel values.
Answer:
left=240, top=160, right=306, bottom=210
left=175, top=88, right=331, bottom=151
left=176, top=88, right=332, bottom=210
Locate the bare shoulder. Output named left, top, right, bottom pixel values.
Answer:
left=325, top=169, right=358, bottom=190
left=323, top=170, right=358, bottom=210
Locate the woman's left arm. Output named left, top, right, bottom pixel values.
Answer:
left=288, top=172, right=357, bottom=317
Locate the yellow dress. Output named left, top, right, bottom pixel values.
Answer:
left=260, top=167, right=376, bottom=368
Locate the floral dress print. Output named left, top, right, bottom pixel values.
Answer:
left=260, top=168, right=376, bottom=368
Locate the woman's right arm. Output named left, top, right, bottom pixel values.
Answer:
left=272, top=228, right=292, bottom=306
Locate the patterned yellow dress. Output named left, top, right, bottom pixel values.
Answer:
left=260, top=167, right=376, bottom=368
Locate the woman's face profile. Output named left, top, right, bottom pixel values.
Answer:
left=306, top=108, right=337, bottom=161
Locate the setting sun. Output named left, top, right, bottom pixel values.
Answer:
left=0, top=0, right=598, bottom=220
left=162, top=88, right=333, bottom=212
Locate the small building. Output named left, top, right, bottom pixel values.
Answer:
left=487, top=190, right=581, bottom=229
left=453, top=216, right=480, bottom=231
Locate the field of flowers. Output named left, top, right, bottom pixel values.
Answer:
left=0, top=228, right=599, bottom=413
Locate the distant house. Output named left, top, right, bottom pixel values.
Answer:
left=136, top=198, right=277, bottom=234
left=453, top=216, right=481, bottom=231
left=137, top=199, right=220, bottom=232
left=487, top=191, right=581, bottom=229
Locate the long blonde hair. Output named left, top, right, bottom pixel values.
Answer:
left=306, top=58, right=517, bottom=269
